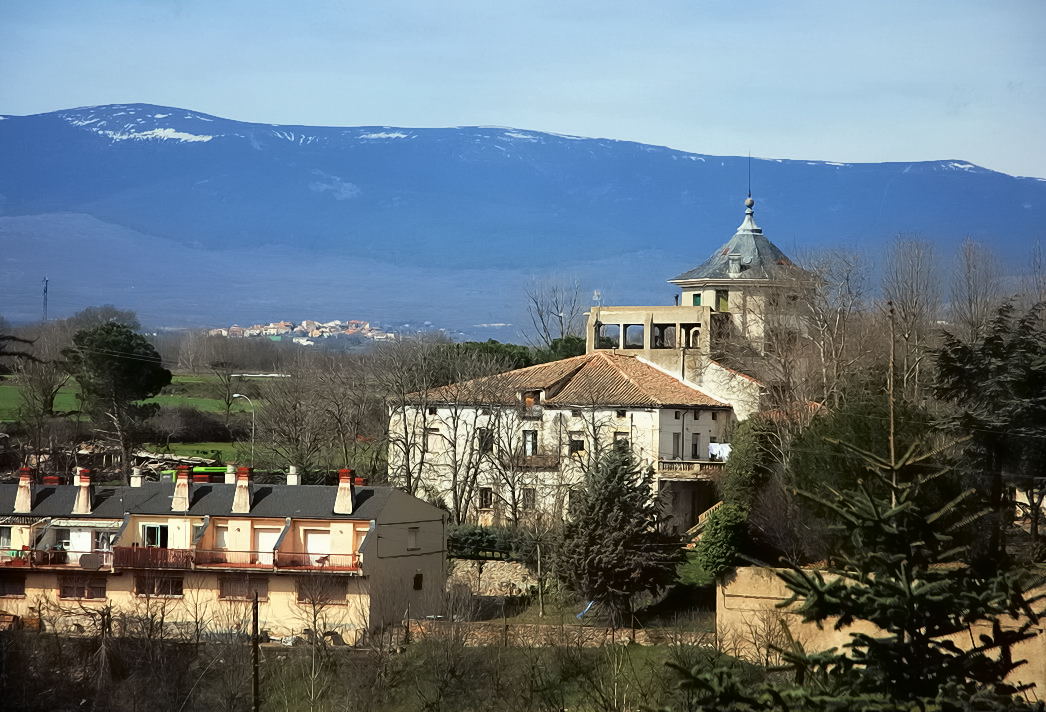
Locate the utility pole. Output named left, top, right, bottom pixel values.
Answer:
left=41, top=276, right=48, bottom=323
left=252, top=590, right=260, bottom=712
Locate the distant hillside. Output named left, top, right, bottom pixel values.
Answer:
left=1, top=103, right=1043, bottom=332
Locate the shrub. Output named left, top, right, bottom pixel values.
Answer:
left=693, top=503, right=747, bottom=580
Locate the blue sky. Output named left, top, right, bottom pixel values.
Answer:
left=2, top=0, right=1044, bottom=176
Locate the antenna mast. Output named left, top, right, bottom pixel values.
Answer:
left=42, top=276, right=48, bottom=323
left=747, top=152, right=752, bottom=198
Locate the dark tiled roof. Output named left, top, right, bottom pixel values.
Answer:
left=417, top=352, right=728, bottom=408
left=0, top=482, right=394, bottom=521
left=671, top=201, right=806, bottom=283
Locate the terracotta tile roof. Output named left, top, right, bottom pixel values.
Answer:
left=416, top=352, right=728, bottom=409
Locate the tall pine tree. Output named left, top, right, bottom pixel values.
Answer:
left=555, top=442, right=684, bottom=625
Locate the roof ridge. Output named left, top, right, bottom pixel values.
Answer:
left=599, top=352, right=666, bottom=405
left=633, top=355, right=729, bottom=406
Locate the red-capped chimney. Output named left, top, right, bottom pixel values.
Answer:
left=334, top=468, right=355, bottom=515
left=172, top=465, right=192, bottom=511
left=232, top=466, right=253, bottom=514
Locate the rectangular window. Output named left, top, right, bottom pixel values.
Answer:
left=674, top=410, right=681, bottom=420
left=0, top=526, right=11, bottom=549
left=521, top=488, right=536, bottom=511
left=413, top=573, right=424, bottom=591
left=614, top=431, right=629, bottom=446
left=616, top=409, right=627, bottom=418
left=710, top=436, right=718, bottom=443
left=407, top=527, right=420, bottom=551
left=425, top=428, right=442, bottom=452
left=219, top=575, right=269, bottom=601
left=93, top=531, right=115, bottom=551
left=692, top=293, right=702, bottom=307
left=296, top=576, right=348, bottom=603
left=477, top=428, right=494, bottom=454
left=142, top=524, right=169, bottom=548
left=427, top=406, right=437, bottom=415
left=135, top=574, right=184, bottom=597
left=672, top=432, right=681, bottom=459
left=59, top=574, right=107, bottom=600
left=53, top=528, right=71, bottom=549
left=215, top=526, right=229, bottom=550
left=691, top=433, right=701, bottom=460
left=570, top=409, right=582, bottom=418
left=569, top=438, right=585, bottom=454
left=523, top=391, right=541, bottom=407
left=478, top=487, right=494, bottom=510
left=711, top=411, right=717, bottom=421
left=716, top=290, right=729, bottom=312
left=523, top=430, right=538, bottom=456
left=0, top=573, right=26, bottom=597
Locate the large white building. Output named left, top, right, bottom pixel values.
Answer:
left=388, top=197, right=803, bottom=531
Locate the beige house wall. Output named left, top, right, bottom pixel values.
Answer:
left=718, top=566, right=1046, bottom=697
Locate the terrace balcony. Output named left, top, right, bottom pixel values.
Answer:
left=0, top=548, right=114, bottom=570
left=654, top=460, right=725, bottom=480
left=111, top=546, right=360, bottom=573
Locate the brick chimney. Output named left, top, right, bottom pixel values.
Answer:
left=14, top=467, right=33, bottom=514
left=287, top=465, right=300, bottom=486
left=130, top=467, right=144, bottom=488
left=224, top=464, right=237, bottom=484
left=73, top=470, right=93, bottom=515
left=334, top=468, right=355, bottom=515
left=232, top=466, right=252, bottom=514
left=172, top=465, right=192, bottom=512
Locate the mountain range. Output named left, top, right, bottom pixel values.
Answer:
left=1, top=103, right=1043, bottom=336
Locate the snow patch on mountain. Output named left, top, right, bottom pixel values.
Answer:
left=95, top=127, right=214, bottom=143
left=358, top=131, right=410, bottom=139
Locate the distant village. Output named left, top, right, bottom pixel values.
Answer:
left=206, top=319, right=396, bottom=346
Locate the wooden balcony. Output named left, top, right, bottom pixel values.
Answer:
left=113, top=546, right=193, bottom=570
left=655, top=460, right=725, bottom=479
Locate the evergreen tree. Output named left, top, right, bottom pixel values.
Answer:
left=63, top=322, right=172, bottom=481
left=554, top=442, right=684, bottom=624
left=935, top=301, right=1046, bottom=555
left=658, top=434, right=1046, bottom=711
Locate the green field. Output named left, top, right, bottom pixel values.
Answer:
left=0, top=374, right=251, bottom=421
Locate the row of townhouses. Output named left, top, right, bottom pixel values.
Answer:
left=388, top=196, right=805, bottom=532
left=0, top=467, right=445, bottom=639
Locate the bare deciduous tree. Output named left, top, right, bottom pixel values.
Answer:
left=949, top=236, right=1003, bottom=343
left=882, top=236, right=941, bottom=402
left=524, top=276, right=585, bottom=348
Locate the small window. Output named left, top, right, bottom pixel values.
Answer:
left=425, top=427, right=442, bottom=452
left=407, top=527, right=420, bottom=551
left=570, top=409, right=582, bottom=418
left=413, top=573, right=424, bottom=591
left=477, top=428, right=494, bottom=454
left=691, top=433, right=701, bottom=460
left=0, top=573, right=26, bottom=597
left=219, top=575, right=268, bottom=600
left=523, top=430, right=538, bottom=456
left=0, top=526, right=11, bottom=549
left=427, top=407, right=437, bottom=415
left=59, top=574, right=107, bottom=600
left=53, top=528, right=71, bottom=550
left=616, top=410, right=626, bottom=419
left=692, top=293, right=702, bottom=307
left=569, top=438, right=585, bottom=454
left=135, top=574, right=183, bottom=597
left=716, top=290, right=729, bottom=312
left=478, top=487, right=494, bottom=510
left=480, top=408, right=491, bottom=415
left=93, top=531, right=115, bottom=551
left=296, top=576, right=347, bottom=603
left=672, top=432, right=681, bottom=459
left=614, top=432, right=629, bottom=446
left=215, top=526, right=229, bottom=550
left=674, top=410, right=681, bottom=420
left=143, top=524, right=169, bottom=548
left=711, top=411, right=717, bottom=420
left=521, top=488, right=536, bottom=511
left=710, top=436, right=718, bottom=443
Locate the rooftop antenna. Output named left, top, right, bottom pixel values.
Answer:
left=41, top=276, right=48, bottom=323
left=747, top=152, right=752, bottom=199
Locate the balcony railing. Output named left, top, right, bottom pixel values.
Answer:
left=275, top=551, right=359, bottom=571
left=113, top=546, right=194, bottom=570
left=110, top=546, right=359, bottom=572
left=195, top=549, right=275, bottom=568
left=0, top=549, right=113, bottom=570
left=656, top=460, right=726, bottom=477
